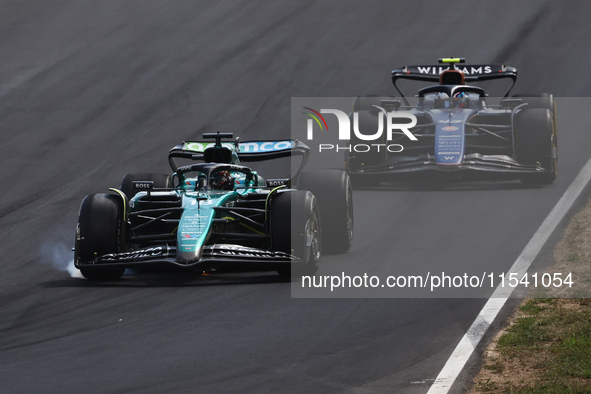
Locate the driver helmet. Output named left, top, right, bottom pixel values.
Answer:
left=210, top=171, right=234, bottom=190
left=452, top=91, right=468, bottom=108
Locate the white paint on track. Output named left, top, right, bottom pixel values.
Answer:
left=427, top=157, right=591, bottom=394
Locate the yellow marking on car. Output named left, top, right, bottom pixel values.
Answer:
left=109, top=188, right=127, bottom=219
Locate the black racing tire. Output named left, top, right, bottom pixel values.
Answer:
left=271, top=190, right=321, bottom=278
left=298, top=170, right=353, bottom=253
left=516, top=108, right=557, bottom=185
left=75, top=193, right=126, bottom=281
left=347, top=110, right=387, bottom=172
left=120, top=173, right=173, bottom=199
left=512, top=93, right=558, bottom=159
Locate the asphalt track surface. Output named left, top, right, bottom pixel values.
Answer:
left=2, top=1, right=591, bottom=393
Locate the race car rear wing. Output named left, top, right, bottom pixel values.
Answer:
left=391, top=62, right=517, bottom=97
left=168, top=138, right=311, bottom=181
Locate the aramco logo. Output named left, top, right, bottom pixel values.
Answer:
left=303, top=106, right=418, bottom=153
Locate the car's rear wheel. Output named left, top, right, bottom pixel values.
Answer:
left=75, top=193, right=126, bottom=280
left=271, top=190, right=321, bottom=278
left=298, top=170, right=353, bottom=253
left=516, top=108, right=557, bottom=184
left=120, top=173, right=173, bottom=199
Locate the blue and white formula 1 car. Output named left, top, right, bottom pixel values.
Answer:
left=347, top=58, right=557, bottom=185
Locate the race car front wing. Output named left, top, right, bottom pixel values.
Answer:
left=349, top=153, right=551, bottom=179
left=75, top=244, right=298, bottom=269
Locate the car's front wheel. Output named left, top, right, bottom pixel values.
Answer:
left=516, top=108, right=557, bottom=185
left=298, top=170, right=353, bottom=253
left=75, top=193, right=126, bottom=280
left=271, top=190, right=321, bottom=278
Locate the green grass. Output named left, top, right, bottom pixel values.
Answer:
left=551, top=332, right=591, bottom=379
left=474, top=203, right=591, bottom=393
left=497, top=316, right=551, bottom=349
left=511, top=383, right=591, bottom=393
left=475, top=299, right=591, bottom=393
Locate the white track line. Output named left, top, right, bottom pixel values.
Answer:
left=427, top=157, right=591, bottom=394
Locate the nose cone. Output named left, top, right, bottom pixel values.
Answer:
left=176, top=248, right=202, bottom=264
left=435, top=121, right=465, bottom=165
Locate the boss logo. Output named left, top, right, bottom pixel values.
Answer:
left=132, top=181, right=154, bottom=190
left=266, top=179, right=288, bottom=187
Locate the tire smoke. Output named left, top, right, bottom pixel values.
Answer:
left=40, top=241, right=84, bottom=279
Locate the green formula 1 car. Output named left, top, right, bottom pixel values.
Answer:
left=74, top=133, right=353, bottom=280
